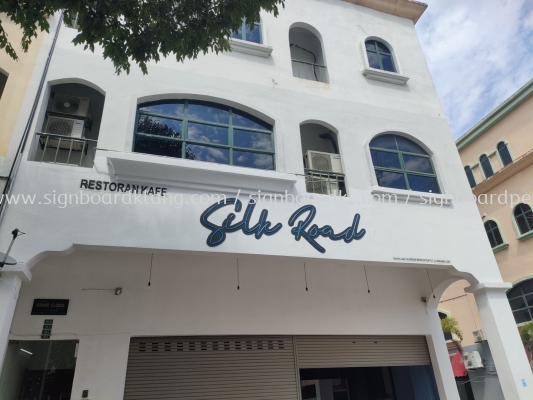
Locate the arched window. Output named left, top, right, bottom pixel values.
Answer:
left=134, top=100, right=275, bottom=170
left=497, top=141, right=512, bottom=167
left=289, top=25, right=328, bottom=83
left=479, top=154, right=493, bottom=178
left=369, top=134, right=440, bottom=193
left=507, top=279, right=533, bottom=324
left=365, top=40, right=396, bottom=72
left=514, top=203, right=533, bottom=235
left=231, top=19, right=261, bottom=44
left=0, top=70, right=7, bottom=100
left=464, top=166, right=476, bottom=188
left=484, top=220, right=504, bottom=248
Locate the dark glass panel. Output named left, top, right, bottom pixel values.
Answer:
left=527, top=294, right=533, bottom=307
left=407, top=174, right=441, bottom=193
left=371, top=150, right=401, bottom=169
left=396, top=136, right=427, bottom=154
left=137, top=115, right=181, bottom=138
left=139, top=102, right=185, bottom=118
left=507, top=286, right=523, bottom=299
left=375, top=170, right=407, bottom=190
left=510, top=297, right=527, bottom=310
left=369, top=134, right=397, bottom=150
left=134, top=136, right=183, bottom=158
left=485, top=221, right=497, bottom=232
left=186, top=144, right=229, bottom=164
left=367, top=51, right=380, bottom=69
left=521, top=279, right=533, bottom=295
left=187, top=122, right=228, bottom=145
left=465, top=166, right=476, bottom=188
left=516, top=215, right=531, bottom=235
left=487, top=231, right=497, bottom=248
left=234, top=129, right=272, bottom=151
left=233, top=151, right=274, bottom=170
left=231, top=25, right=243, bottom=40
left=376, top=41, right=391, bottom=53
left=232, top=110, right=271, bottom=130
left=438, top=312, right=448, bottom=320
left=498, top=142, right=513, bottom=166
left=480, top=155, right=494, bottom=178
left=188, top=102, right=229, bottom=124
left=380, top=54, right=396, bottom=72
left=492, top=227, right=503, bottom=246
left=403, top=154, right=433, bottom=173
left=514, top=310, right=531, bottom=324
left=245, top=23, right=261, bottom=43
left=365, top=40, right=376, bottom=51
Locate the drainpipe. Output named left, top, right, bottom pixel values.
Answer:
left=0, top=12, right=63, bottom=224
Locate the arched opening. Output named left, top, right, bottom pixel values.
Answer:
left=300, top=122, right=344, bottom=195
left=479, top=154, right=494, bottom=179
left=497, top=141, right=512, bottom=167
left=365, top=39, right=396, bottom=72
left=289, top=24, right=328, bottom=83
left=0, top=69, right=7, bottom=100
left=464, top=166, right=476, bottom=188
left=34, top=82, right=105, bottom=167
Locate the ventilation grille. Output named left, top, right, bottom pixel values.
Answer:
left=309, top=152, right=333, bottom=171
left=132, top=339, right=287, bottom=353
left=46, top=117, right=75, bottom=136
left=54, top=94, right=81, bottom=114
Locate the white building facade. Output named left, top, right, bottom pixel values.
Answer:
left=0, top=1, right=531, bottom=399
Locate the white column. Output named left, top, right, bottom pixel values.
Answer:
left=426, top=309, right=460, bottom=400
left=0, top=274, right=22, bottom=375
left=466, top=282, right=533, bottom=399
left=71, top=333, right=131, bottom=400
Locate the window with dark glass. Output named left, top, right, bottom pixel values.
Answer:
left=365, top=40, right=396, bottom=72
left=464, top=166, right=476, bottom=188
left=231, top=19, right=261, bottom=44
left=514, top=203, right=533, bottom=235
left=439, top=312, right=453, bottom=341
left=369, top=134, right=440, bottom=193
left=497, top=141, right=513, bottom=166
left=479, top=154, right=493, bottom=178
left=507, top=279, right=533, bottom=324
left=0, top=71, right=7, bottom=100
left=484, top=220, right=504, bottom=248
left=134, top=100, right=274, bottom=170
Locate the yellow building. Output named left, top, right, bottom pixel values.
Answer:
left=441, top=78, right=533, bottom=350
left=0, top=15, right=45, bottom=191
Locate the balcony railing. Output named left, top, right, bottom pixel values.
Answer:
left=36, top=132, right=97, bottom=167
left=304, top=169, right=345, bottom=196
left=291, top=60, right=328, bottom=83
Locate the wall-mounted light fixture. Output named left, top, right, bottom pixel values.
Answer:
left=82, top=287, right=123, bottom=296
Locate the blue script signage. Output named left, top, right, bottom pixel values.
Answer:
left=200, top=199, right=366, bottom=253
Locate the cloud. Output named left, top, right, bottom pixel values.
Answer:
left=416, top=0, right=533, bottom=139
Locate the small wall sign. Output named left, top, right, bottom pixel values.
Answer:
left=41, top=319, right=53, bottom=339
left=32, top=299, right=69, bottom=316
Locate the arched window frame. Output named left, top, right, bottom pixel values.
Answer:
left=479, top=153, right=494, bottom=179
left=512, top=203, right=533, bottom=241
left=507, top=278, right=533, bottom=325
left=289, top=22, right=329, bottom=84
left=496, top=141, right=513, bottom=168
left=483, top=219, right=508, bottom=252
left=360, top=36, right=408, bottom=85
left=464, top=165, right=476, bottom=188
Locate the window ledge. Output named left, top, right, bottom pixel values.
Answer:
left=99, top=150, right=296, bottom=194
left=371, top=186, right=453, bottom=206
left=517, top=230, right=533, bottom=242
left=362, top=67, right=409, bottom=85
left=492, top=243, right=509, bottom=253
left=230, top=38, right=273, bottom=58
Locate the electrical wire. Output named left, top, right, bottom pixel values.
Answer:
left=290, top=43, right=319, bottom=81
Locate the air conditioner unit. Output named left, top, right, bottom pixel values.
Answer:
left=52, top=94, right=90, bottom=117
left=306, top=177, right=341, bottom=196
left=473, top=329, right=487, bottom=343
left=43, top=116, right=85, bottom=151
left=463, top=351, right=484, bottom=370
left=305, top=150, right=344, bottom=174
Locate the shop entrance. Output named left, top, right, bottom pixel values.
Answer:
left=0, top=340, right=78, bottom=400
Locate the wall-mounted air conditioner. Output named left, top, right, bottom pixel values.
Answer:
left=306, top=177, right=341, bottom=196
left=473, top=329, right=487, bottom=343
left=52, top=94, right=90, bottom=117
left=463, top=351, right=484, bottom=370
left=43, top=116, right=85, bottom=151
left=305, top=150, right=344, bottom=174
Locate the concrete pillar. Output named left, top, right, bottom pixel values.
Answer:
left=466, top=282, right=533, bottom=399
left=71, top=333, right=131, bottom=400
left=426, top=309, right=460, bottom=400
left=0, top=274, right=22, bottom=375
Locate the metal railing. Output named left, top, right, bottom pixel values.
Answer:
left=36, top=132, right=97, bottom=167
left=291, top=60, right=328, bottom=83
left=304, top=169, right=345, bottom=196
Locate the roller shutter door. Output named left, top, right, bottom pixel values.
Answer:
left=123, top=336, right=299, bottom=400
left=295, top=336, right=431, bottom=368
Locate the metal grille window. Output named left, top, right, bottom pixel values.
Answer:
left=514, top=203, right=533, bottom=235
left=365, top=40, right=396, bottom=72
left=134, top=100, right=275, bottom=170
left=465, top=166, right=476, bottom=188
left=507, top=279, right=533, bottom=324
left=231, top=19, right=261, bottom=44
left=497, top=141, right=513, bottom=166
left=480, top=154, right=494, bottom=178
left=369, top=134, right=440, bottom=193
left=484, top=220, right=504, bottom=248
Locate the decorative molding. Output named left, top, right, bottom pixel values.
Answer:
left=342, top=0, right=427, bottom=24
left=518, top=230, right=533, bottom=242
left=492, top=243, right=509, bottom=253
left=362, top=67, right=409, bottom=85
left=230, top=39, right=273, bottom=58
left=464, top=282, right=513, bottom=293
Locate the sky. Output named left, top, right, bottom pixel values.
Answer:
left=415, top=0, right=533, bottom=139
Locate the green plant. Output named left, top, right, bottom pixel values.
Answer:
left=441, top=316, right=464, bottom=353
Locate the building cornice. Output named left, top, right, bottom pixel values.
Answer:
left=456, top=78, right=533, bottom=151
left=342, top=0, right=428, bottom=24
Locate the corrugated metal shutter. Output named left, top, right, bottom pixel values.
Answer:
left=295, top=336, right=431, bottom=368
left=123, top=336, right=299, bottom=400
